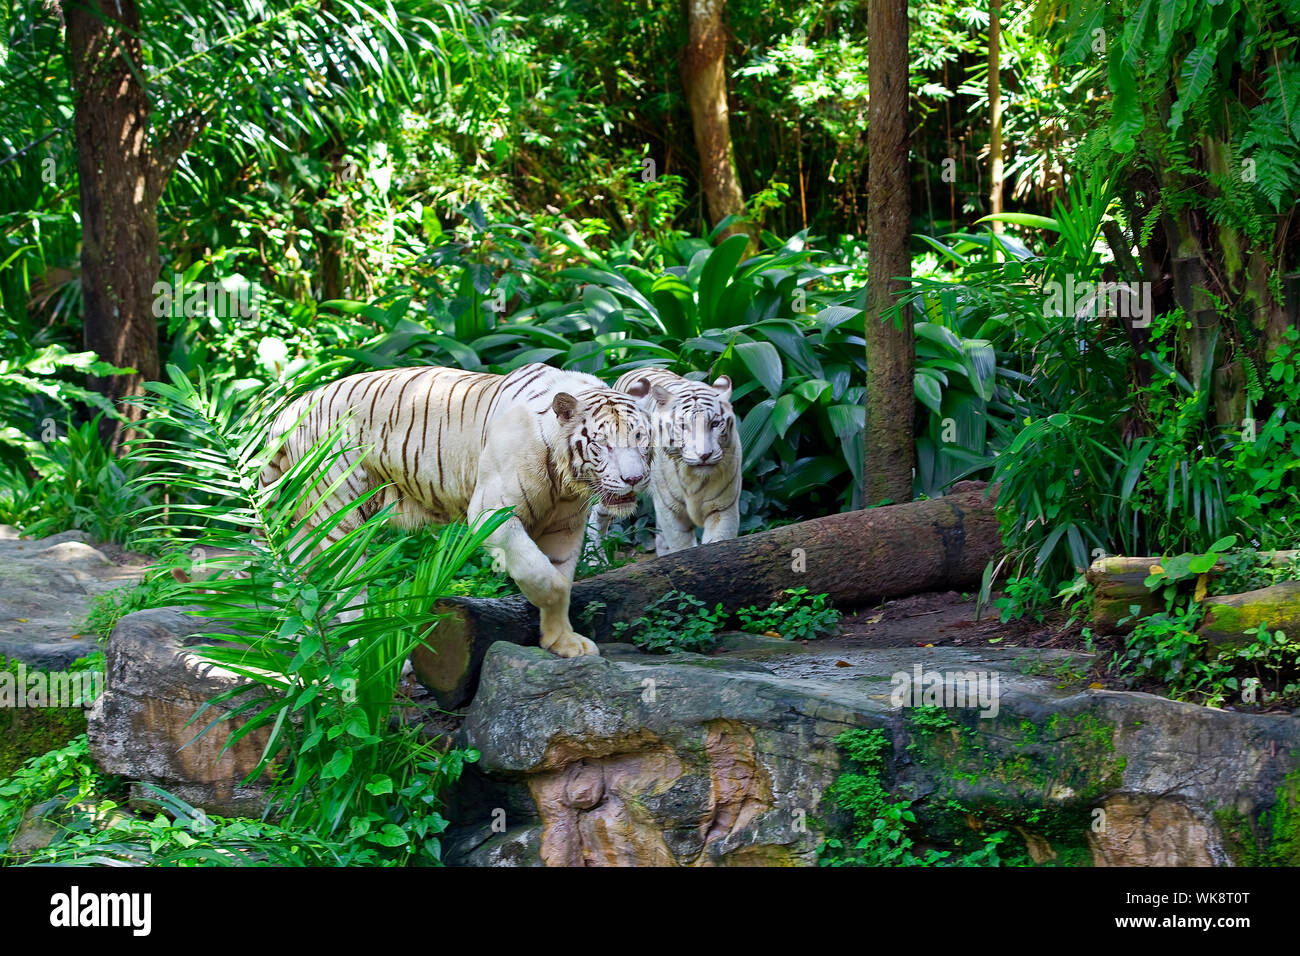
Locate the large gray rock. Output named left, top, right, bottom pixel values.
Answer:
left=0, top=526, right=144, bottom=668
left=446, top=641, right=1300, bottom=866
left=86, top=607, right=271, bottom=817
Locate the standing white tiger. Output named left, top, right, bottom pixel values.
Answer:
left=263, top=363, right=653, bottom=658
left=588, top=368, right=742, bottom=556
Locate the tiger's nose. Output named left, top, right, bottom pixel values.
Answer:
left=621, top=469, right=648, bottom=487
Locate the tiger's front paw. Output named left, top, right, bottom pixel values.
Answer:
left=541, top=629, right=600, bottom=658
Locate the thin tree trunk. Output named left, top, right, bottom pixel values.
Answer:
left=68, top=0, right=207, bottom=450
left=68, top=0, right=160, bottom=450
left=681, top=0, right=749, bottom=238
left=988, top=0, right=1004, bottom=234
left=863, top=0, right=914, bottom=506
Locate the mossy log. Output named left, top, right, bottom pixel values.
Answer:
left=1086, top=557, right=1166, bottom=634
left=411, top=485, right=1004, bottom=708
left=1087, top=551, right=1300, bottom=635
left=1199, top=581, right=1300, bottom=654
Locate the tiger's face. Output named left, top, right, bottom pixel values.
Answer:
left=651, top=377, right=735, bottom=468
left=552, top=390, right=652, bottom=517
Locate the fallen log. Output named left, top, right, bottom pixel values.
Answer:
left=1199, top=580, right=1300, bottom=654
left=412, top=485, right=1003, bottom=708
left=1087, top=551, right=1300, bottom=635
left=1086, top=557, right=1165, bottom=634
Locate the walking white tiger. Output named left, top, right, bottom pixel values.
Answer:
left=262, top=363, right=653, bottom=658
left=587, top=368, right=742, bottom=556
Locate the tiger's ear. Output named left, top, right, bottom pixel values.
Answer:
left=650, top=384, right=673, bottom=407
left=711, top=375, right=733, bottom=404
left=551, top=392, right=581, bottom=423
left=624, top=376, right=651, bottom=400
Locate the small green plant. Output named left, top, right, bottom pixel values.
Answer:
left=992, top=575, right=1052, bottom=623
left=19, top=416, right=155, bottom=547
left=444, top=552, right=512, bottom=598
left=612, top=589, right=727, bottom=654
left=1226, top=622, right=1300, bottom=705
left=908, top=706, right=958, bottom=738
left=819, top=727, right=1010, bottom=867
left=19, top=785, right=354, bottom=866
left=737, top=587, right=840, bottom=640
left=0, top=735, right=106, bottom=859
left=1113, top=602, right=1234, bottom=702
left=1143, top=535, right=1238, bottom=609
left=81, top=573, right=175, bottom=643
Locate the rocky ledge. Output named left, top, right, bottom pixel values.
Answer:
left=443, top=640, right=1300, bottom=867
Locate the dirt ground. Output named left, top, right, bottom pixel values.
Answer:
left=829, top=590, right=1081, bottom=650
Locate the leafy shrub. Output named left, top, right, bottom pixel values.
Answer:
left=737, top=587, right=840, bottom=640
left=992, top=576, right=1053, bottom=624
left=819, top=728, right=1011, bottom=867
left=18, top=416, right=154, bottom=546
left=0, top=735, right=105, bottom=857
left=612, top=590, right=727, bottom=654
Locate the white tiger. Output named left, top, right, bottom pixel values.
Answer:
left=263, top=363, right=653, bottom=658
left=588, top=368, right=742, bottom=556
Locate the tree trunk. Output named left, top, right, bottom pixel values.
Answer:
left=987, top=0, right=1004, bottom=234
left=68, top=0, right=161, bottom=450
left=863, top=0, right=914, bottom=506
left=412, top=485, right=1003, bottom=707
left=681, top=0, right=748, bottom=237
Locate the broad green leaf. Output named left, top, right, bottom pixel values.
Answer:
left=698, top=234, right=751, bottom=327
left=735, top=340, right=784, bottom=396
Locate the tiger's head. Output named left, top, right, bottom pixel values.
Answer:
left=629, top=375, right=735, bottom=468
left=551, top=388, right=652, bottom=517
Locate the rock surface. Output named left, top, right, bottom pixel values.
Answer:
left=0, top=526, right=144, bottom=668
left=85, top=604, right=1300, bottom=866
left=445, top=640, right=1300, bottom=867
left=86, top=607, right=272, bottom=817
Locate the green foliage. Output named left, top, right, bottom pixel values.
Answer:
left=613, top=586, right=840, bottom=654
left=121, top=366, right=507, bottom=863
left=819, top=728, right=1012, bottom=867
left=81, top=573, right=173, bottom=643
left=0, top=735, right=104, bottom=857
left=907, top=706, right=959, bottom=738
left=20, top=785, right=359, bottom=866
left=992, top=576, right=1052, bottom=624
left=612, top=590, right=727, bottom=655
left=737, top=587, right=840, bottom=640
left=3, top=416, right=153, bottom=546
left=1118, top=540, right=1300, bottom=706
left=1143, top=535, right=1239, bottom=607
left=1230, top=621, right=1300, bottom=702
left=443, top=551, right=513, bottom=599
left=0, top=345, right=128, bottom=456
left=1115, top=603, right=1217, bottom=696
left=0, top=345, right=140, bottom=537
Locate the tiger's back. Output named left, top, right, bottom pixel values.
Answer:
left=265, top=363, right=635, bottom=537
left=262, top=362, right=653, bottom=658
